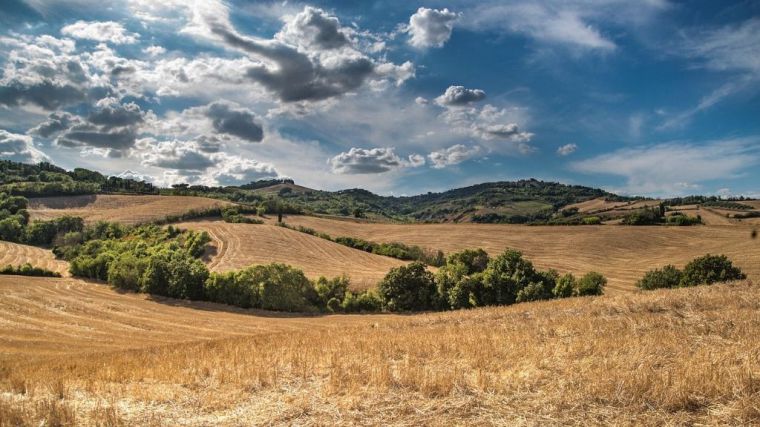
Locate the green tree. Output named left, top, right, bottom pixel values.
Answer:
left=575, top=271, right=606, bottom=296
left=680, top=254, right=745, bottom=287
left=378, top=262, right=436, bottom=311
left=636, top=265, right=682, bottom=290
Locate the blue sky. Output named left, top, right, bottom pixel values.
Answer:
left=0, top=0, right=758, bottom=197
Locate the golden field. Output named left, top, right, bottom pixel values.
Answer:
left=269, top=215, right=760, bottom=293
left=27, top=195, right=232, bottom=225
left=0, top=276, right=758, bottom=425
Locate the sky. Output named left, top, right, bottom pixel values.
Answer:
left=0, top=0, right=758, bottom=197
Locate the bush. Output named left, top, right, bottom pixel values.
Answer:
left=666, top=214, right=702, bottom=226
left=315, top=275, right=349, bottom=309
left=342, top=290, right=382, bottom=313
left=0, top=263, right=61, bottom=277
left=575, top=271, right=606, bottom=296
left=680, top=254, right=745, bottom=287
left=636, top=265, right=682, bottom=290
left=622, top=207, right=663, bottom=225
left=107, top=253, right=148, bottom=291
left=553, top=273, right=576, bottom=298
left=582, top=216, right=601, bottom=225
left=250, top=264, right=319, bottom=312
left=140, top=250, right=209, bottom=300
left=378, top=262, right=436, bottom=311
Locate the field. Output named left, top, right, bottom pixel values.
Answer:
left=271, top=215, right=760, bottom=293
left=0, top=241, right=69, bottom=276
left=27, top=195, right=232, bottom=224
left=178, top=220, right=406, bottom=290
left=1, top=276, right=758, bottom=425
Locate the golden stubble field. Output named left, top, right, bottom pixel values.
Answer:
left=270, top=215, right=760, bottom=293
left=0, top=276, right=758, bottom=425
left=27, top=195, right=232, bottom=224
left=179, top=220, right=406, bottom=290
left=0, top=241, right=69, bottom=277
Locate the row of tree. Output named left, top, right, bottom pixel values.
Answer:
left=636, top=254, right=746, bottom=290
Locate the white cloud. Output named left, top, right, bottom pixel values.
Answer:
left=61, top=21, right=139, bottom=44
left=435, top=85, right=486, bottom=106
left=407, top=7, right=459, bottom=49
left=428, top=144, right=481, bottom=169
left=556, top=143, right=577, bottom=156
left=0, top=129, right=48, bottom=163
left=570, top=139, right=760, bottom=195
left=329, top=147, right=422, bottom=174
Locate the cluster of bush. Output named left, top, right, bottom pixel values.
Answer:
left=0, top=192, right=85, bottom=245
left=277, top=222, right=445, bottom=266
left=665, top=213, right=702, bottom=226
left=636, top=254, right=746, bottom=290
left=378, top=249, right=607, bottom=312
left=221, top=206, right=264, bottom=224
left=0, top=263, right=61, bottom=277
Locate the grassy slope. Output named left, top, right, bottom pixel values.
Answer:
left=1, top=276, right=757, bottom=425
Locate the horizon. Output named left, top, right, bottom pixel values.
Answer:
left=1, top=1, right=759, bottom=198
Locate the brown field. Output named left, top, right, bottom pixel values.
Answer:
left=179, top=220, right=406, bottom=290
left=0, top=241, right=69, bottom=276
left=27, top=194, right=232, bottom=224
left=272, top=215, right=760, bottom=293
left=1, top=276, right=758, bottom=425
left=566, top=197, right=660, bottom=214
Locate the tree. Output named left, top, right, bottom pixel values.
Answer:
left=575, top=272, right=606, bottom=296
left=481, top=250, right=545, bottom=305
left=636, top=265, right=682, bottom=290
left=680, top=254, right=745, bottom=287
left=378, top=262, right=436, bottom=311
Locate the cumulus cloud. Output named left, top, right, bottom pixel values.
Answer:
left=439, top=104, right=534, bottom=154
left=435, top=85, right=486, bottom=106
left=204, top=102, right=264, bottom=142
left=556, top=143, right=578, bottom=156
left=61, top=21, right=139, bottom=44
left=329, top=147, right=423, bottom=174
left=477, top=123, right=532, bottom=142
left=428, top=144, right=481, bottom=168
left=116, top=170, right=154, bottom=183
left=407, top=7, right=459, bottom=49
left=29, top=112, right=80, bottom=138
left=200, top=6, right=413, bottom=103
left=140, top=139, right=215, bottom=171
left=570, top=139, right=760, bottom=196
left=0, top=129, right=48, bottom=163
left=55, top=102, right=148, bottom=155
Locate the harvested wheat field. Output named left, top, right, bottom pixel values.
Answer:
left=0, top=241, right=69, bottom=276
left=273, top=215, right=760, bottom=293
left=1, top=276, right=758, bottom=425
left=27, top=195, right=232, bottom=224
left=179, top=220, right=406, bottom=290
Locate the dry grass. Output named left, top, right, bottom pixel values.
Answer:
left=27, top=194, right=232, bottom=224
left=179, top=220, right=406, bottom=290
left=0, top=241, right=70, bottom=276
left=0, top=276, right=758, bottom=425
left=266, top=215, right=760, bottom=293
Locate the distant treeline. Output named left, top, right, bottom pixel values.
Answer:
left=0, top=160, right=157, bottom=197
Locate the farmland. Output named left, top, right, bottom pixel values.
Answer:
left=270, top=215, right=760, bottom=292
left=0, top=276, right=758, bottom=425
left=27, top=195, right=232, bottom=224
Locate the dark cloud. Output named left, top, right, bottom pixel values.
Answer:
left=29, top=112, right=79, bottom=138
left=88, top=102, right=144, bottom=129
left=0, top=81, right=86, bottom=110
left=57, top=126, right=137, bottom=150
left=205, top=102, right=264, bottom=142
left=435, top=85, right=486, bottom=106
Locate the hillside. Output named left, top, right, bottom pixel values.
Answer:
left=272, top=215, right=760, bottom=292
left=1, top=276, right=757, bottom=425
left=27, top=194, right=232, bottom=224
left=178, top=220, right=406, bottom=290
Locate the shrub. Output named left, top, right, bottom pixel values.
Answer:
left=516, top=270, right=557, bottom=303
left=378, top=262, right=436, bottom=311
left=680, top=254, right=745, bottom=287
left=315, top=275, right=349, bottom=309
left=636, top=265, right=682, bottom=290
left=553, top=273, right=576, bottom=298
left=342, top=290, right=382, bottom=313
left=666, top=214, right=702, bottom=226
left=582, top=216, right=602, bottom=225
left=575, top=271, right=606, bottom=296
left=107, top=253, right=148, bottom=291
left=140, top=250, right=208, bottom=300
left=0, top=216, right=24, bottom=241
left=622, top=207, right=663, bottom=225
left=0, top=263, right=61, bottom=277
left=253, top=264, right=319, bottom=312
